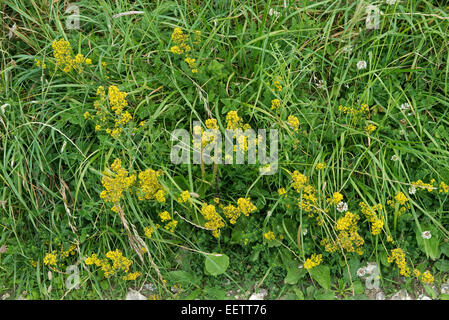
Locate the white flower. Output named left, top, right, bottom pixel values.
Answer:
left=357, top=267, right=366, bottom=277
left=422, top=231, right=432, bottom=240
left=391, top=155, right=399, bottom=161
left=316, top=79, right=325, bottom=89
left=269, top=8, right=280, bottom=16
left=302, top=228, right=308, bottom=236
left=357, top=60, right=367, bottom=70
left=408, top=185, right=416, bottom=195
left=336, top=201, right=348, bottom=213
left=400, top=103, right=410, bottom=111
left=386, top=0, right=397, bottom=5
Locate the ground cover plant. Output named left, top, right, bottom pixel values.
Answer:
left=1, top=0, right=449, bottom=300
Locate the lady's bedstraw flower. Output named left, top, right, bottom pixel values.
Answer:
left=304, top=254, right=322, bottom=270
left=316, top=162, right=326, bottom=170
left=100, top=159, right=136, bottom=212
left=271, top=99, right=281, bottom=110
left=43, top=252, right=57, bottom=266
left=264, top=231, right=275, bottom=241
left=287, top=115, right=300, bottom=132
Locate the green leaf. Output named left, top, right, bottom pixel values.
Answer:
left=435, top=260, right=449, bottom=272
left=353, top=280, right=364, bottom=295
left=204, top=253, right=230, bottom=276
left=284, top=266, right=304, bottom=285
left=167, top=270, right=200, bottom=286
left=441, top=243, right=449, bottom=258
left=293, top=287, right=304, bottom=300
left=309, top=265, right=331, bottom=290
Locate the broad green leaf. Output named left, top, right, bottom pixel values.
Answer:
left=309, top=265, right=331, bottom=290
left=204, top=253, right=229, bottom=276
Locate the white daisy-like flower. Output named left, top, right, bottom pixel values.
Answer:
left=357, top=267, right=366, bottom=277
left=357, top=60, right=367, bottom=70
left=391, top=155, right=399, bottom=161
left=409, top=185, right=416, bottom=195
left=422, top=231, right=432, bottom=240
left=400, top=103, right=410, bottom=111
left=386, top=0, right=397, bottom=5
left=302, top=228, right=308, bottom=236
left=336, top=201, right=348, bottom=213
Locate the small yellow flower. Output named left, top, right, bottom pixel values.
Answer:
left=43, top=252, right=57, bottom=266
left=278, top=188, right=287, bottom=196
left=365, top=124, right=377, bottom=133
left=304, top=254, right=322, bottom=270
left=316, top=162, right=326, bottom=170
left=264, top=231, right=276, bottom=241
left=287, top=115, right=300, bottom=132
left=271, top=99, right=281, bottom=110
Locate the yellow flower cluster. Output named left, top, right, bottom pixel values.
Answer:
left=333, top=211, right=364, bottom=255
left=338, top=103, right=369, bottom=125
left=291, top=171, right=308, bottom=191
left=226, top=111, right=242, bottom=130
left=52, top=39, right=91, bottom=73
left=316, top=162, right=326, bottom=170
left=278, top=187, right=287, bottom=196
left=291, top=171, right=321, bottom=221
left=177, top=190, right=191, bottom=204
left=264, top=231, right=275, bottom=241
left=201, top=204, right=225, bottom=238
left=338, top=103, right=369, bottom=116
left=170, top=28, right=201, bottom=73
left=184, top=57, right=198, bottom=73
left=43, top=252, right=58, bottom=266
left=223, top=111, right=260, bottom=155
left=412, top=179, right=435, bottom=192
left=123, top=271, right=142, bottom=281
left=100, top=159, right=136, bottom=212
left=304, top=253, right=322, bottom=270
left=287, top=115, right=300, bottom=132
left=271, top=99, right=281, bottom=110
left=193, top=120, right=220, bottom=150
left=90, top=85, right=133, bottom=138
left=273, top=76, right=283, bottom=92
left=387, top=191, right=410, bottom=216
left=60, top=243, right=76, bottom=258
left=99, top=159, right=167, bottom=212
left=157, top=211, right=178, bottom=232
left=222, top=198, right=257, bottom=224
left=137, top=168, right=165, bottom=202
left=359, top=202, right=384, bottom=235
left=85, top=250, right=139, bottom=280
left=327, top=192, right=343, bottom=205
left=440, top=181, right=449, bottom=193
left=365, top=124, right=377, bottom=133
left=159, top=211, right=171, bottom=222
left=420, top=270, right=434, bottom=284
left=387, top=248, right=410, bottom=277
left=144, top=225, right=158, bottom=238
left=170, top=28, right=190, bottom=55
left=34, top=59, right=46, bottom=69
